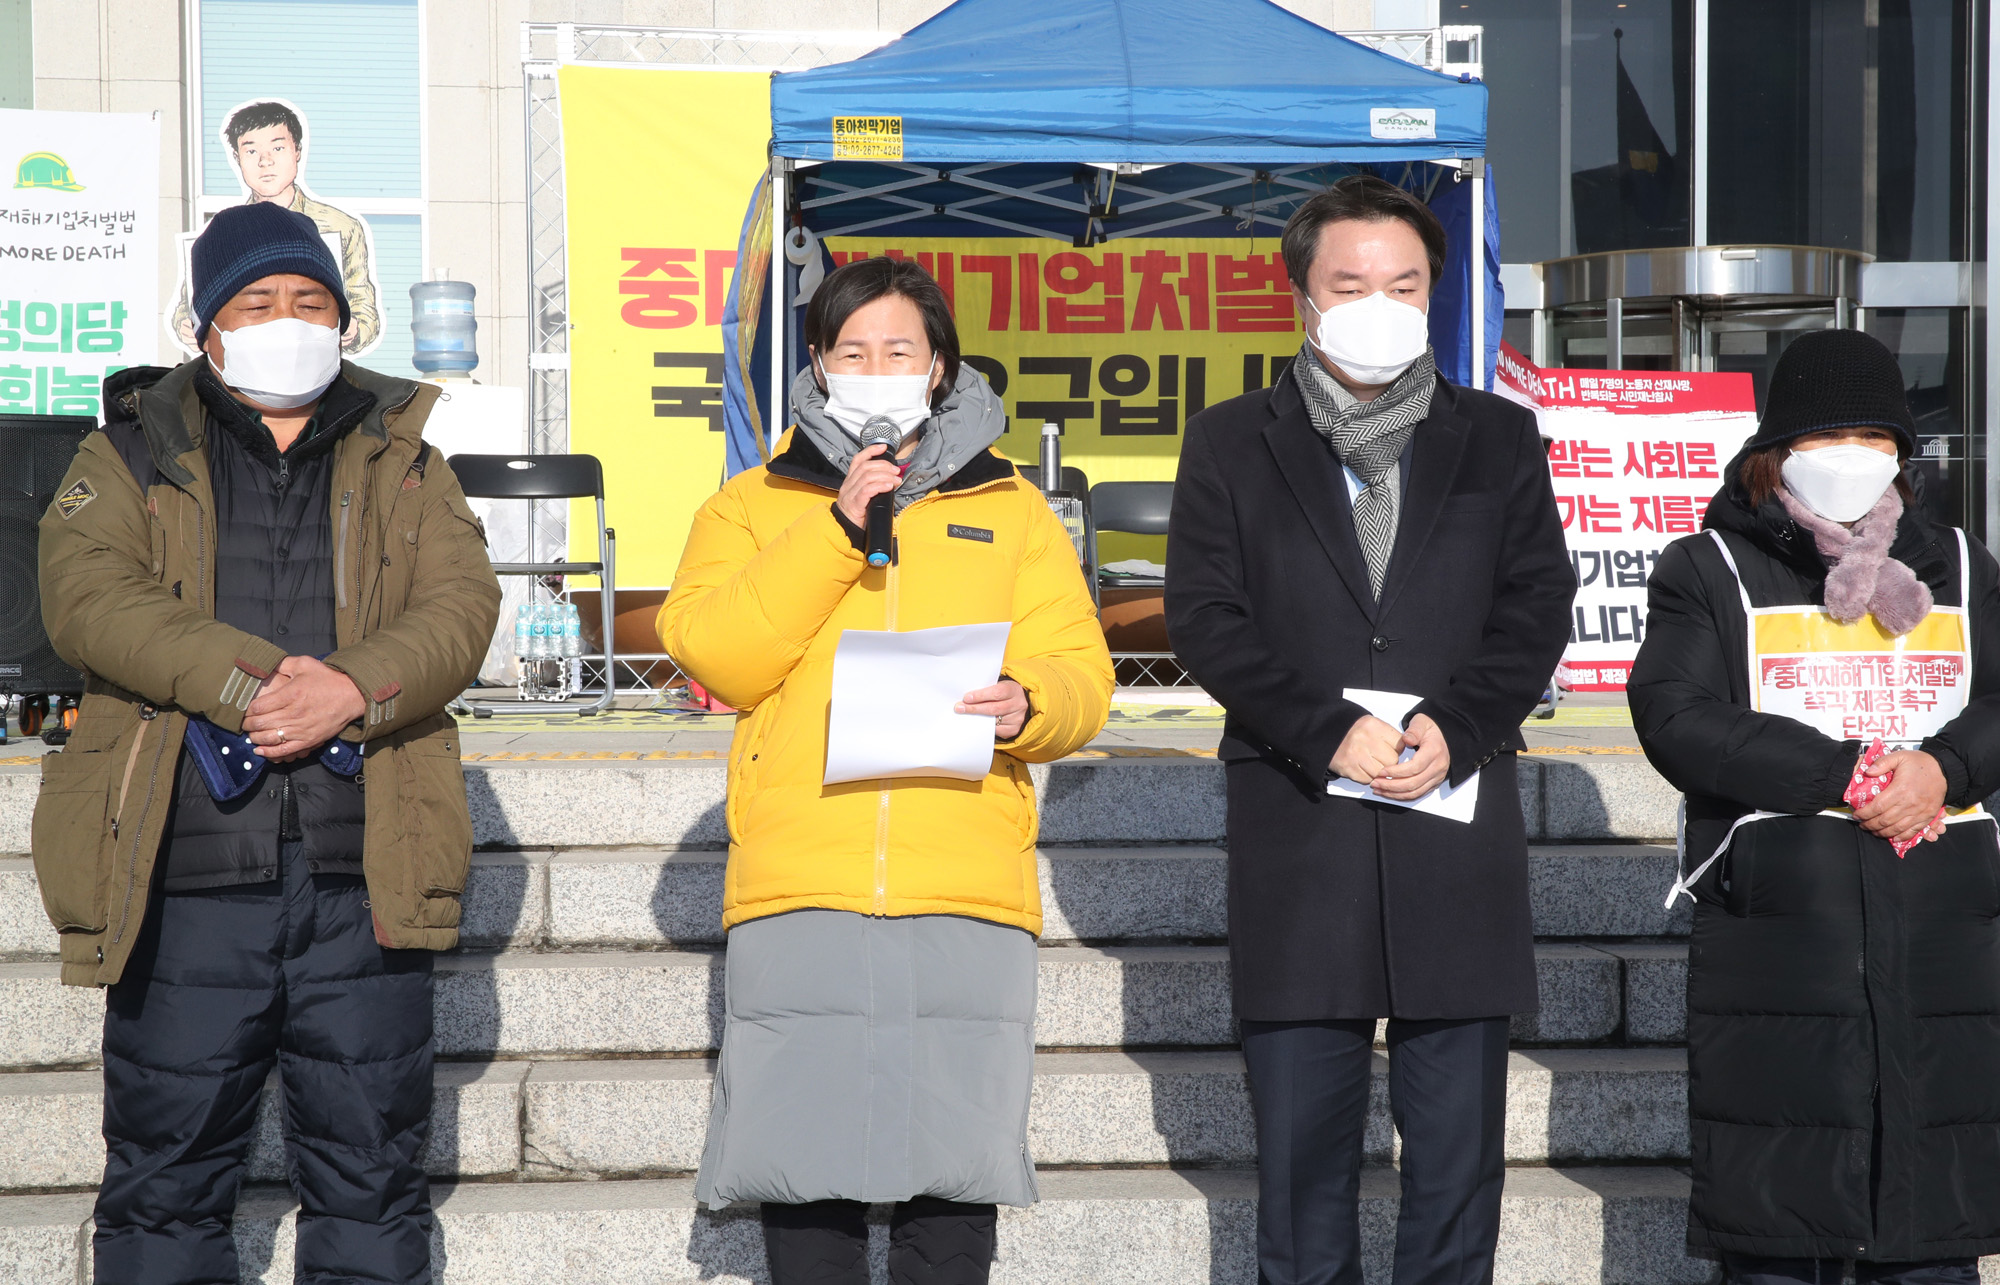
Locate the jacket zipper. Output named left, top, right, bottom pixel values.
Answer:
left=353, top=387, right=421, bottom=640
left=197, top=492, right=209, bottom=612
left=874, top=524, right=900, bottom=915
left=109, top=722, right=169, bottom=949
left=110, top=719, right=149, bottom=837
left=357, top=479, right=375, bottom=637
left=336, top=491, right=352, bottom=611
left=353, top=465, right=385, bottom=637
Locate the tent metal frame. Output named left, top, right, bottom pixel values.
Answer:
left=521, top=18, right=1482, bottom=469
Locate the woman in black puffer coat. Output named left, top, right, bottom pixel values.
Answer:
left=1630, top=330, right=2000, bottom=1285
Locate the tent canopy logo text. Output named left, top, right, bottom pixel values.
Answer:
left=832, top=116, right=904, bottom=160
left=1368, top=108, right=1437, bottom=140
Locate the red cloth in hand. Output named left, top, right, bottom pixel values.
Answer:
left=1843, top=738, right=1943, bottom=858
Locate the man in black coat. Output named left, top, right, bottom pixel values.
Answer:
left=1165, top=176, right=1575, bottom=1285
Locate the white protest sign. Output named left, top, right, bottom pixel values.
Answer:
left=0, top=109, right=160, bottom=419
left=1496, top=342, right=1758, bottom=692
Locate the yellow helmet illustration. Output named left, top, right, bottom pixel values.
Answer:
left=14, top=152, right=85, bottom=192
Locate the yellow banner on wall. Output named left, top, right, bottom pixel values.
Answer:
left=560, top=65, right=771, bottom=586
left=824, top=238, right=1307, bottom=465
left=827, top=236, right=1306, bottom=562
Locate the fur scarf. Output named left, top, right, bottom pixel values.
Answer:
left=1777, top=484, right=1932, bottom=635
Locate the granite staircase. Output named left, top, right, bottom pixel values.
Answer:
left=0, top=750, right=1714, bottom=1283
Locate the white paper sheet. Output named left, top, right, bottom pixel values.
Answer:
left=824, top=622, right=1014, bottom=785
left=1324, top=688, right=1480, bottom=824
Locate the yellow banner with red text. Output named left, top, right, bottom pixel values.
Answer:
left=827, top=236, right=1306, bottom=561
left=559, top=65, right=769, bottom=587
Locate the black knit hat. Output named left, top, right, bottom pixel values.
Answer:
left=191, top=201, right=350, bottom=344
left=1747, top=329, right=1916, bottom=456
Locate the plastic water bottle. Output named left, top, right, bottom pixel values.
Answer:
left=409, top=278, right=478, bottom=377
left=529, top=602, right=551, bottom=660
left=561, top=604, right=584, bottom=698
left=514, top=603, right=531, bottom=660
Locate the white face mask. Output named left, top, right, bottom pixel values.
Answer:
left=209, top=316, right=342, bottom=410
left=1781, top=443, right=1903, bottom=523
left=817, top=353, right=938, bottom=440
left=1301, top=290, right=1431, bottom=386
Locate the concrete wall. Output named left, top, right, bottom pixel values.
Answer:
left=28, top=0, right=1381, bottom=397
left=30, top=0, right=188, bottom=342
left=431, top=0, right=531, bottom=402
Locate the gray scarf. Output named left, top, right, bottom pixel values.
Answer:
left=1292, top=343, right=1437, bottom=598
left=791, top=363, right=1006, bottom=513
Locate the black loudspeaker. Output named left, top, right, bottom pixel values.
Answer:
left=0, top=414, right=96, bottom=699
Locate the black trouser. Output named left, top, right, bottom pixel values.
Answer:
left=762, top=1197, right=998, bottom=1285
left=1240, top=1015, right=1510, bottom=1285
left=94, top=839, right=436, bottom=1285
left=1724, top=1257, right=1979, bottom=1285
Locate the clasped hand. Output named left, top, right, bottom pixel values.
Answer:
left=1853, top=749, right=1948, bottom=846
left=242, top=656, right=368, bottom=761
left=1330, top=712, right=1450, bottom=800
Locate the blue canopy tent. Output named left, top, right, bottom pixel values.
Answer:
left=722, top=0, right=1500, bottom=472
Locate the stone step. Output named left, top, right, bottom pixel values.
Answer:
left=0, top=843, right=1690, bottom=959
left=0, top=1062, right=527, bottom=1191
left=0, top=1047, right=1692, bottom=1191
left=0, top=943, right=1686, bottom=1070
left=0, top=752, right=1685, bottom=859
left=0, top=1166, right=1715, bottom=1284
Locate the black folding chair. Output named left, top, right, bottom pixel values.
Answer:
left=448, top=453, right=617, bottom=716
left=1088, top=481, right=1173, bottom=590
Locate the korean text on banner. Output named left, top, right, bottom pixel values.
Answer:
left=827, top=235, right=1305, bottom=562
left=0, top=109, right=160, bottom=420
left=559, top=66, right=770, bottom=587
left=1496, top=341, right=1758, bottom=692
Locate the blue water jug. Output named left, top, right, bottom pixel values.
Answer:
left=410, top=278, right=478, bottom=376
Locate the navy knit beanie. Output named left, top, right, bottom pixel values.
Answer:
left=191, top=201, right=350, bottom=344
left=1747, top=329, right=1917, bottom=456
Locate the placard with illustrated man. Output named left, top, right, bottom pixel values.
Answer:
left=168, top=99, right=381, bottom=356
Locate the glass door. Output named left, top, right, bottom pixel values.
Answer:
left=1694, top=307, right=1837, bottom=410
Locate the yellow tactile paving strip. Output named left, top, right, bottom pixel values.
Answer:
left=2, top=744, right=1640, bottom=767
left=457, top=746, right=1227, bottom=762
left=1526, top=745, right=1645, bottom=755
left=462, top=749, right=724, bottom=762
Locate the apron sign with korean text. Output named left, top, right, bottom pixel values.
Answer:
left=1750, top=610, right=1969, bottom=746
left=1664, top=528, right=1985, bottom=906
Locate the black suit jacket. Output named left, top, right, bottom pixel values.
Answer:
left=1165, top=369, right=1576, bottom=1020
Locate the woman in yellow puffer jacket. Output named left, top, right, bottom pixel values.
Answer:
left=658, top=256, right=1112, bottom=1285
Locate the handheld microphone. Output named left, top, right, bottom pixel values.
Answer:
left=857, top=416, right=904, bottom=568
